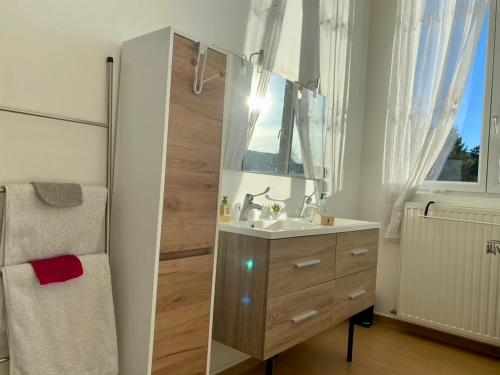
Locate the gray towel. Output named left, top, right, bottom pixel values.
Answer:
left=0, top=184, right=106, bottom=266
left=31, top=182, right=83, bottom=207
left=2, top=254, right=118, bottom=375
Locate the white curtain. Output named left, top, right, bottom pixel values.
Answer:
left=296, top=88, right=314, bottom=177
left=383, top=0, right=489, bottom=238
left=248, top=0, right=287, bottom=139
left=318, top=0, right=354, bottom=193
left=223, top=0, right=287, bottom=170
left=295, top=88, right=329, bottom=179
left=223, top=56, right=254, bottom=170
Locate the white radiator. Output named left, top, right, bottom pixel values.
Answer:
left=399, top=202, right=500, bottom=346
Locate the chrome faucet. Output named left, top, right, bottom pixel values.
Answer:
left=239, top=187, right=270, bottom=221
left=299, top=187, right=318, bottom=219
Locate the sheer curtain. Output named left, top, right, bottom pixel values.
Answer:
left=223, top=0, right=287, bottom=170
left=223, top=56, right=254, bottom=170
left=318, top=0, right=354, bottom=193
left=383, top=0, right=489, bottom=238
left=296, top=88, right=314, bottom=177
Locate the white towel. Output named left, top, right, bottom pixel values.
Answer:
left=2, top=254, right=118, bottom=375
left=0, top=194, right=4, bottom=334
left=0, top=184, right=106, bottom=266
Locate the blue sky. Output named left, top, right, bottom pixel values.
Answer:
left=455, top=12, right=489, bottom=150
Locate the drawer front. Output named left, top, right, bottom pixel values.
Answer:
left=268, top=234, right=335, bottom=298
left=332, top=268, right=376, bottom=324
left=153, top=255, right=213, bottom=360
left=335, top=229, right=378, bottom=278
left=152, top=346, right=207, bottom=375
left=264, top=281, right=334, bottom=359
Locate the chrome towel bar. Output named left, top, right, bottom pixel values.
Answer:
left=0, top=106, right=107, bottom=128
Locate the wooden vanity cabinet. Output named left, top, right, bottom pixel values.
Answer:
left=213, top=229, right=378, bottom=360
left=112, top=28, right=225, bottom=375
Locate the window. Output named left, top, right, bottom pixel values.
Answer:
left=241, top=67, right=328, bottom=180
left=242, top=73, right=287, bottom=175
left=424, top=9, right=491, bottom=192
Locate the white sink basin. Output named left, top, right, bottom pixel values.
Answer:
left=247, top=219, right=320, bottom=231
left=220, top=217, right=380, bottom=239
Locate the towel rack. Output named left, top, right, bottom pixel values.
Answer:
left=0, top=58, right=115, bottom=364
left=0, top=57, right=115, bottom=251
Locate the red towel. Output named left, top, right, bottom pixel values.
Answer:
left=30, top=255, right=84, bottom=286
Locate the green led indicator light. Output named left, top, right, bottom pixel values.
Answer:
left=246, top=259, right=254, bottom=271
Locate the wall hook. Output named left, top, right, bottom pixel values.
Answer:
left=192, top=42, right=225, bottom=95
left=249, top=49, right=264, bottom=72
left=424, top=201, right=435, bottom=217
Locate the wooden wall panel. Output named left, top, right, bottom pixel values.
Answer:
left=161, top=34, right=226, bottom=254
left=153, top=255, right=213, bottom=368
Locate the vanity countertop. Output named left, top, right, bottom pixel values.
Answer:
left=219, top=217, right=380, bottom=240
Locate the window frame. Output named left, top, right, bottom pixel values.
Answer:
left=421, top=0, right=497, bottom=193
left=487, top=0, right=500, bottom=193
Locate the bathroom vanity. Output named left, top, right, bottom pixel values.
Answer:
left=213, top=218, right=379, bottom=370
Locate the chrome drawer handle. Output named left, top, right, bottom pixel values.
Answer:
left=349, top=290, right=367, bottom=300
left=350, top=248, right=369, bottom=256
left=294, top=259, right=321, bottom=268
left=292, top=310, right=319, bottom=324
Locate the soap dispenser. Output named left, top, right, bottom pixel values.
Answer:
left=220, top=196, right=231, bottom=223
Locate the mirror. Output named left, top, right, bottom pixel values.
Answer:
left=223, top=55, right=330, bottom=180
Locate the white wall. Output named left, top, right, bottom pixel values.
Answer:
left=359, top=0, right=399, bottom=316
left=220, top=0, right=371, bottom=223
left=212, top=1, right=372, bottom=372
left=0, top=0, right=372, bottom=373
left=0, top=0, right=252, bottom=185
left=0, top=1, right=252, bottom=374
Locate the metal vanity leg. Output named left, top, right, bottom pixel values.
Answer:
left=265, top=355, right=279, bottom=375
left=347, top=317, right=354, bottom=362
left=346, top=305, right=374, bottom=362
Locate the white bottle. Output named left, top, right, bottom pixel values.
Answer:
left=314, top=193, right=327, bottom=225
left=318, top=193, right=327, bottom=214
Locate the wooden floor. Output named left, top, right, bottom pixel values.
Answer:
left=219, top=320, right=500, bottom=375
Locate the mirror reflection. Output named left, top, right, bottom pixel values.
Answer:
left=223, top=55, right=329, bottom=180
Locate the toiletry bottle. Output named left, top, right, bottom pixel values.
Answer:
left=314, top=193, right=327, bottom=224
left=318, top=193, right=335, bottom=225
left=319, top=193, right=327, bottom=214
left=220, top=196, right=231, bottom=223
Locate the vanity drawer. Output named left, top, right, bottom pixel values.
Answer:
left=335, top=229, right=378, bottom=278
left=264, top=281, right=334, bottom=358
left=332, top=268, right=376, bottom=324
left=268, top=234, right=335, bottom=298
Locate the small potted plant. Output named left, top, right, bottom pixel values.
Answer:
left=271, top=203, right=282, bottom=219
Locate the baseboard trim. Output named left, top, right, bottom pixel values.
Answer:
left=374, top=314, right=500, bottom=359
